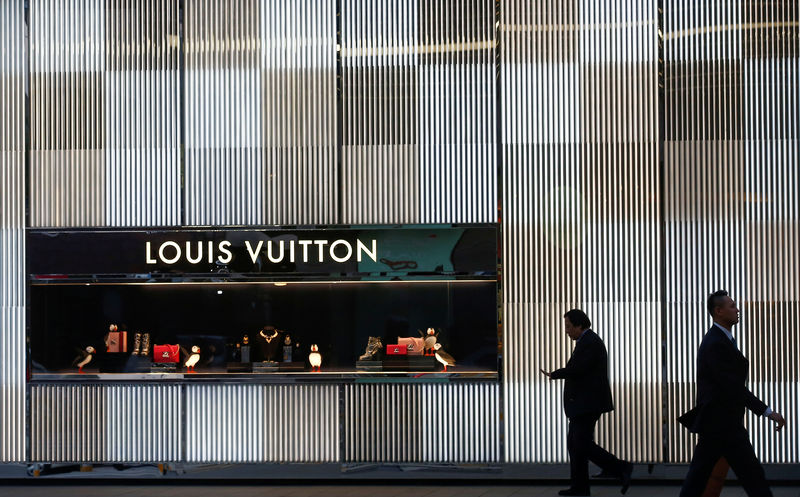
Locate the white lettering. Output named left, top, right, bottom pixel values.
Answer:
left=289, top=240, right=296, bottom=263
left=208, top=241, right=213, bottom=263
left=298, top=240, right=312, bottom=262
left=218, top=241, right=233, bottom=263
left=329, top=240, right=353, bottom=263
left=185, top=241, right=203, bottom=263
left=245, top=240, right=264, bottom=264
left=357, top=239, right=378, bottom=262
left=146, top=242, right=157, bottom=264
left=267, top=240, right=284, bottom=263
left=159, top=241, right=181, bottom=264
left=314, top=240, right=328, bottom=261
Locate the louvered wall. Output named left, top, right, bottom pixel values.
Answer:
left=29, top=0, right=181, bottom=228
left=185, top=384, right=339, bottom=462
left=30, top=384, right=182, bottom=462
left=184, top=0, right=338, bottom=226
left=8, top=0, right=800, bottom=468
left=664, top=0, right=800, bottom=463
left=0, top=0, right=25, bottom=463
left=341, top=0, right=497, bottom=224
left=501, top=1, right=662, bottom=463
left=343, top=383, right=499, bottom=463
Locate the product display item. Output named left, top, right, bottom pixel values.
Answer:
left=72, top=346, right=96, bottom=373
left=153, top=344, right=179, bottom=363
left=433, top=343, right=455, bottom=372
left=185, top=345, right=201, bottom=371
left=386, top=344, right=408, bottom=355
left=282, top=334, right=292, bottom=362
left=358, top=336, right=383, bottom=361
left=419, top=327, right=440, bottom=356
left=398, top=337, right=423, bottom=356
left=308, top=344, right=322, bottom=372
left=257, top=326, right=282, bottom=362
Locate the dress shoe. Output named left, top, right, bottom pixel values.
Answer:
left=558, top=489, right=590, bottom=496
left=620, top=461, right=634, bottom=495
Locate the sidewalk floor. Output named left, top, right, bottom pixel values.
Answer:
left=2, top=485, right=799, bottom=497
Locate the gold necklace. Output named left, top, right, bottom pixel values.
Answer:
left=261, top=330, right=278, bottom=343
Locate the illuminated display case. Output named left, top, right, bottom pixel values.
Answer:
left=28, top=224, right=498, bottom=379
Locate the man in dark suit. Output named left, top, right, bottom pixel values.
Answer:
left=679, top=290, right=786, bottom=496
left=541, top=309, right=633, bottom=496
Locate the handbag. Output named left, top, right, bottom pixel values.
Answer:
left=153, top=344, right=180, bottom=363
left=107, top=331, right=128, bottom=353
left=386, top=344, right=408, bottom=356
left=398, top=337, right=424, bottom=356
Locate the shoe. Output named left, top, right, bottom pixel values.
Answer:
left=620, top=461, right=633, bottom=495
left=131, top=333, right=142, bottom=355
left=141, top=333, right=151, bottom=356
left=558, top=489, right=590, bottom=496
left=358, top=336, right=383, bottom=361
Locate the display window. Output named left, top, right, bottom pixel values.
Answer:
left=27, top=225, right=498, bottom=378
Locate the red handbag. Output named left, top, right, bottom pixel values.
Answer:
left=386, top=344, right=408, bottom=356
left=153, top=344, right=179, bottom=363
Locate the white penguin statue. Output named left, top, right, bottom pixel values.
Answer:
left=433, top=343, right=455, bottom=372
left=75, top=346, right=96, bottom=374
left=185, top=345, right=201, bottom=372
left=308, top=344, right=322, bottom=372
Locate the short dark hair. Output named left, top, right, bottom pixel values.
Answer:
left=564, top=309, right=591, bottom=329
left=707, top=290, right=729, bottom=317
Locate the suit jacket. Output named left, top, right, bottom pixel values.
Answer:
left=550, top=329, right=614, bottom=419
left=679, top=325, right=767, bottom=435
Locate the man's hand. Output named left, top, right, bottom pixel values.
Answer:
left=768, top=411, right=786, bottom=432
left=539, top=368, right=552, bottom=379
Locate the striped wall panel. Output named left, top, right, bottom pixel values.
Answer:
left=104, top=0, right=181, bottom=226
left=341, top=0, right=497, bottom=224
left=185, top=384, right=339, bottom=462
left=501, top=1, right=662, bottom=463
left=343, top=383, right=499, bottom=463
left=31, top=385, right=106, bottom=462
left=261, top=0, right=338, bottom=225
left=185, top=0, right=338, bottom=226
left=30, top=384, right=182, bottom=462
left=105, top=384, right=182, bottom=462
left=664, top=0, right=800, bottom=463
left=30, top=0, right=181, bottom=227
left=184, top=0, right=264, bottom=226
left=29, top=0, right=105, bottom=227
left=0, top=0, right=25, bottom=463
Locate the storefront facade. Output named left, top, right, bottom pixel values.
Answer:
left=0, top=0, right=798, bottom=476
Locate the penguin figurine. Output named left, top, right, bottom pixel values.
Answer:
left=433, top=343, right=455, bottom=372
left=185, top=345, right=201, bottom=372
left=73, top=346, right=96, bottom=374
left=419, top=327, right=440, bottom=356
left=308, top=344, right=322, bottom=372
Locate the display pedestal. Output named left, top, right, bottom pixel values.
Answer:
left=356, top=356, right=437, bottom=371
left=150, top=363, right=178, bottom=373
left=226, top=362, right=252, bottom=373
left=252, top=361, right=279, bottom=372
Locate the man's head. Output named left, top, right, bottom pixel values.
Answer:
left=707, top=290, right=739, bottom=328
left=563, top=309, right=591, bottom=340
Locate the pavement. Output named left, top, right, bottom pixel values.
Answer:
left=1, top=485, right=800, bottom=497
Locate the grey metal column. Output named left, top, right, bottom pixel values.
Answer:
left=0, top=0, right=26, bottom=462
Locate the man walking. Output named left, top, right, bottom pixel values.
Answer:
left=541, top=309, right=633, bottom=496
left=679, top=290, right=786, bottom=496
